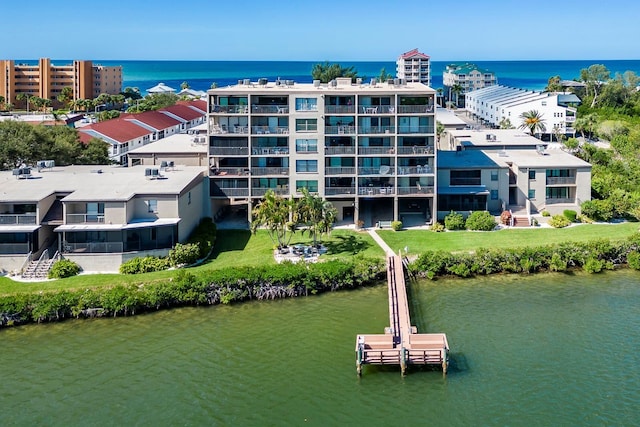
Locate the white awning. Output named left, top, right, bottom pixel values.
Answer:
left=54, top=218, right=181, bottom=232
left=0, top=225, right=41, bottom=233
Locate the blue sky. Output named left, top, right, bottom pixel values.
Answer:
left=6, top=0, right=640, bottom=61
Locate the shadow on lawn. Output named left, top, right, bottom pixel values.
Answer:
left=324, top=234, right=371, bottom=255
left=209, top=229, right=251, bottom=260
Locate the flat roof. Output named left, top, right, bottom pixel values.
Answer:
left=438, top=150, right=507, bottom=169
left=127, top=133, right=208, bottom=155
left=448, top=129, right=544, bottom=147
left=483, top=148, right=592, bottom=168
left=208, top=79, right=435, bottom=94
left=435, top=107, right=467, bottom=126
left=0, top=165, right=205, bottom=203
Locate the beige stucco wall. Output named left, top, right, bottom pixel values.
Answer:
left=126, top=196, right=178, bottom=222
left=176, top=179, right=206, bottom=241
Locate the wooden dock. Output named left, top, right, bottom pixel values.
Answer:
left=356, top=254, right=449, bottom=375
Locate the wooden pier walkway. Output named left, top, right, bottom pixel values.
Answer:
left=356, top=254, right=449, bottom=375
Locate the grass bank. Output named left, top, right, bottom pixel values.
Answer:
left=379, top=222, right=640, bottom=254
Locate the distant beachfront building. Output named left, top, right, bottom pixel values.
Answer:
left=443, top=63, right=496, bottom=107
left=465, top=85, right=580, bottom=140
left=147, top=82, right=177, bottom=94
left=396, top=49, right=431, bottom=86
left=0, top=58, right=122, bottom=106
left=207, top=77, right=437, bottom=228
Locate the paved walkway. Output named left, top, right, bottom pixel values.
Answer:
left=366, top=228, right=394, bottom=255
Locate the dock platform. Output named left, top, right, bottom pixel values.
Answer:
left=356, top=254, right=449, bottom=375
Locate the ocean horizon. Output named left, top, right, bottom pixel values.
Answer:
left=15, top=58, right=640, bottom=94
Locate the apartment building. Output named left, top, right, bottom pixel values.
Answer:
left=465, top=85, right=579, bottom=139
left=437, top=129, right=591, bottom=219
left=396, top=49, right=431, bottom=86
left=0, top=165, right=208, bottom=272
left=207, top=78, right=437, bottom=227
left=443, top=63, right=496, bottom=107
left=0, top=58, right=122, bottom=106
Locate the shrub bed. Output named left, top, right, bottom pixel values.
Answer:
left=444, top=211, right=465, bottom=230
left=0, top=257, right=384, bottom=327
left=412, top=233, right=640, bottom=280
left=466, top=211, right=497, bottom=231
left=48, top=259, right=81, bottom=279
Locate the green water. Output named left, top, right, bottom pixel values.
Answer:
left=2, top=271, right=639, bottom=426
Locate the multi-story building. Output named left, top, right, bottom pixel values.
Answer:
left=396, top=49, right=431, bottom=86
left=0, top=58, right=122, bottom=106
left=0, top=165, right=208, bottom=272
left=207, top=77, right=437, bottom=227
left=465, top=85, right=579, bottom=139
left=443, top=63, right=496, bottom=106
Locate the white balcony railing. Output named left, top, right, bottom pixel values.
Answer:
left=325, top=187, right=356, bottom=196
left=66, top=214, right=105, bottom=224
left=325, top=167, right=356, bottom=175
left=0, top=214, right=37, bottom=225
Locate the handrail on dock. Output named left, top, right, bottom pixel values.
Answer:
left=356, top=254, right=449, bottom=376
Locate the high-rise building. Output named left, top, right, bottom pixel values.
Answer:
left=207, top=77, right=437, bottom=227
left=0, top=58, right=122, bottom=106
left=443, top=63, right=496, bottom=107
left=396, top=49, right=431, bottom=86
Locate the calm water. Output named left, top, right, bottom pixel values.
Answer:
left=1, top=270, right=639, bottom=425
left=75, top=59, right=640, bottom=93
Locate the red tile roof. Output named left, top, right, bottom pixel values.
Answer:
left=79, top=118, right=151, bottom=143
left=400, top=48, right=430, bottom=60
left=177, top=99, right=207, bottom=114
left=78, top=131, right=94, bottom=145
left=160, top=104, right=204, bottom=121
left=125, top=110, right=181, bottom=130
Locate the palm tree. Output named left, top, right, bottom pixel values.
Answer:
left=436, top=88, right=444, bottom=107
left=251, top=190, right=296, bottom=248
left=518, top=110, right=546, bottom=137
left=296, top=188, right=337, bottom=247
left=451, top=84, right=464, bottom=108
left=180, top=81, right=190, bottom=90
left=16, top=93, right=32, bottom=114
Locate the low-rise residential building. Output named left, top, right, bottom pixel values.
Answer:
left=396, top=49, right=431, bottom=86
left=0, top=58, right=122, bottom=105
left=124, top=110, right=182, bottom=141
left=465, top=85, right=579, bottom=139
left=0, top=165, right=208, bottom=272
left=79, top=118, right=154, bottom=164
left=127, top=132, right=209, bottom=168
left=437, top=129, right=591, bottom=220
left=160, top=104, right=207, bottom=131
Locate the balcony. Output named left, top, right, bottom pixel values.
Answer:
left=325, top=186, right=355, bottom=196
left=546, top=177, right=576, bottom=185
left=358, top=186, right=395, bottom=196
left=251, top=167, right=290, bottom=175
left=66, top=213, right=105, bottom=224
left=210, top=124, right=249, bottom=135
left=252, top=126, right=289, bottom=135
left=252, top=186, right=289, bottom=197
left=358, top=166, right=395, bottom=175
left=546, top=197, right=575, bottom=205
left=212, top=167, right=250, bottom=176
left=397, top=185, right=434, bottom=195
left=325, top=146, right=355, bottom=155
left=252, top=147, right=289, bottom=155
left=358, top=146, right=396, bottom=155
left=397, top=105, right=434, bottom=114
left=358, top=126, right=395, bottom=135
left=325, top=126, right=356, bottom=135
left=325, top=167, right=356, bottom=175
left=211, top=187, right=249, bottom=198
left=63, top=241, right=124, bottom=253
left=397, top=146, right=434, bottom=155
left=358, top=106, right=396, bottom=114
left=210, top=105, right=249, bottom=114
left=252, top=105, right=289, bottom=114
left=325, top=105, right=356, bottom=114
left=397, top=165, right=432, bottom=175
left=210, top=146, right=248, bottom=156
left=0, top=243, right=30, bottom=255
left=397, top=126, right=434, bottom=134
left=0, top=214, right=37, bottom=225
left=566, top=116, right=576, bottom=123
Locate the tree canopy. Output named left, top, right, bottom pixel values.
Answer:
left=126, top=92, right=179, bottom=113
left=518, top=110, right=546, bottom=136
left=311, top=62, right=359, bottom=83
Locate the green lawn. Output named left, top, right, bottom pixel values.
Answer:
left=378, top=222, right=640, bottom=254
left=0, top=229, right=383, bottom=295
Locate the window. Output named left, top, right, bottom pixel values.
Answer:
left=296, top=180, right=318, bottom=192
left=296, top=139, right=318, bottom=153
left=529, top=170, right=536, bottom=180
left=296, top=118, right=317, bottom=132
left=148, top=199, right=158, bottom=213
left=296, top=160, right=317, bottom=173
left=188, top=191, right=191, bottom=205
left=528, top=189, right=536, bottom=199
left=491, top=171, right=498, bottom=181
left=491, top=190, right=498, bottom=200
left=450, top=170, right=481, bottom=186
left=295, top=98, right=317, bottom=111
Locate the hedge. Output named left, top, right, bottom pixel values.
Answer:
left=411, top=233, right=640, bottom=279
left=0, top=257, right=384, bottom=327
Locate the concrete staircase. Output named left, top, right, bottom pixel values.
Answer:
left=512, top=216, right=531, bottom=227
left=21, top=250, right=59, bottom=280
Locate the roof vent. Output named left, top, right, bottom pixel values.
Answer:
left=36, top=160, right=55, bottom=170
left=12, top=167, right=31, bottom=179
left=145, top=168, right=164, bottom=179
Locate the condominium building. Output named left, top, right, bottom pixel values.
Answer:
left=443, top=63, right=497, bottom=105
left=207, top=78, right=437, bottom=227
left=465, top=85, right=580, bottom=139
left=0, top=58, right=123, bottom=106
left=396, top=49, right=431, bottom=86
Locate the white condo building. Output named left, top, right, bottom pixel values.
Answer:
left=207, top=77, right=437, bottom=227
left=396, top=49, right=431, bottom=86
left=465, top=85, right=579, bottom=139
left=443, top=63, right=496, bottom=107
